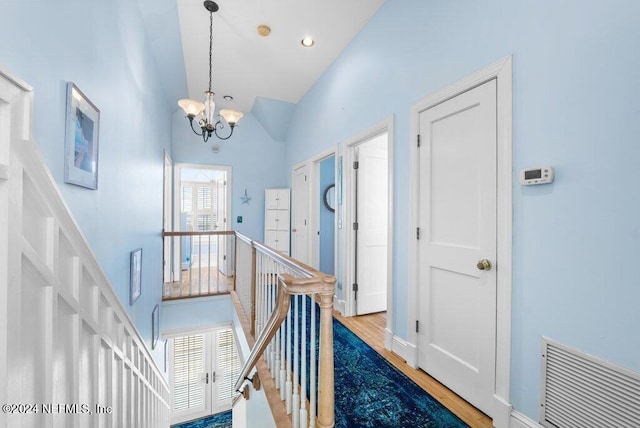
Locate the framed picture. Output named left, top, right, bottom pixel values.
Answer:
left=152, top=304, right=160, bottom=350
left=64, top=82, right=100, bottom=189
left=129, top=248, right=142, bottom=305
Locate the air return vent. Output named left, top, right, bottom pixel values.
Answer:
left=540, top=337, right=640, bottom=428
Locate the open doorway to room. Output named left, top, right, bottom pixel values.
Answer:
left=164, top=164, right=233, bottom=298
left=341, top=117, right=394, bottom=349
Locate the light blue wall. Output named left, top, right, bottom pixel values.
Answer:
left=162, top=295, right=233, bottom=332
left=171, top=110, right=287, bottom=242
left=284, top=0, right=640, bottom=419
left=319, top=156, right=335, bottom=275
left=0, top=0, right=172, bottom=363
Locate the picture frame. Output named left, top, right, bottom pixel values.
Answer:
left=152, top=304, right=160, bottom=350
left=129, top=248, right=142, bottom=305
left=64, top=82, right=100, bottom=189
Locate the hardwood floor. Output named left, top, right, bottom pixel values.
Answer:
left=162, top=267, right=233, bottom=300
left=333, top=311, right=493, bottom=428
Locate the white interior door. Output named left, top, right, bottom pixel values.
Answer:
left=355, top=135, right=388, bottom=315
left=417, top=79, right=497, bottom=415
left=292, top=165, right=309, bottom=264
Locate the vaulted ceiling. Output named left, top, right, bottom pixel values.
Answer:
left=136, top=0, right=386, bottom=116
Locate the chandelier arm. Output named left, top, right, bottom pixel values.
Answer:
left=187, top=115, right=205, bottom=137
left=213, top=123, right=236, bottom=140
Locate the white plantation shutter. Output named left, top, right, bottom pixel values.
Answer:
left=197, top=186, right=212, bottom=210
left=216, top=329, right=242, bottom=402
left=181, top=187, right=192, bottom=212
left=173, top=335, right=205, bottom=412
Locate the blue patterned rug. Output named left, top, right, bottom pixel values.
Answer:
left=171, top=410, right=232, bottom=428
left=331, top=314, right=467, bottom=427
left=172, top=301, right=468, bottom=428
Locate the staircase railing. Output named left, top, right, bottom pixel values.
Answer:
left=234, top=234, right=336, bottom=428
left=161, top=230, right=236, bottom=299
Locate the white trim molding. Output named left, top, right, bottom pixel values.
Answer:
left=510, top=411, right=541, bottom=428
left=407, top=56, right=513, bottom=425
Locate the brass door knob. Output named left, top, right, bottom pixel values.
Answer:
left=477, top=259, right=492, bottom=271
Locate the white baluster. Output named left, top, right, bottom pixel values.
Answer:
left=300, top=294, right=308, bottom=428
left=292, top=295, right=300, bottom=428
left=286, top=297, right=293, bottom=414
left=310, top=293, right=317, bottom=428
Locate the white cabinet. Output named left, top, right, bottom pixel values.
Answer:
left=264, top=188, right=291, bottom=254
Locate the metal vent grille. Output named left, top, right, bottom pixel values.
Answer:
left=540, top=338, right=640, bottom=428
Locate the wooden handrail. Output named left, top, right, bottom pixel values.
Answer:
left=162, top=230, right=236, bottom=237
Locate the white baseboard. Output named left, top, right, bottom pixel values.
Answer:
left=389, top=335, right=418, bottom=368
left=333, top=298, right=346, bottom=315
left=510, top=410, right=540, bottom=428
left=492, top=394, right=512, bottom=428
left=384, top=328, right=393, bottom=351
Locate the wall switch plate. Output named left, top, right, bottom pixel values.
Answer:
left=237, top=216, right=243, bottom=223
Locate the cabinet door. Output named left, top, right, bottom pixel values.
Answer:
left=265, top=189, right=279, bottom=210
left=265, top=230, right=278, bottom=248
left=276, top=210, right=290, bottom=231
left=265, top=210, right=279, bottom=230
left=276, top=231, right=290, bottom=254
left=277, top=189, right=290, bottom=210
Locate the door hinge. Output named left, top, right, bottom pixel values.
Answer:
left=353, top=161, right=359, bottom=169
left=416, top=227, right=420, bottom=240
left=353, top=222, right=359, bottom=231
left=417, top=134, right=421, bottom=147
left=353, top=283, right=358, bottom=291
left=416, top=320, right=419, bottom=333
left=224, top=180, right=227, bottom=185
left=223, top=255, right=227, bottom=261
left=305, top=175, right=307, bottom=182
left=212, top=371, right=216, bottom=383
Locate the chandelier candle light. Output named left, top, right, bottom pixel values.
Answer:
left=178, top=0, right=243, bottom=142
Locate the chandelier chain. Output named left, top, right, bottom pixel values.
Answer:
left=208, top=9, right=213, bottom=93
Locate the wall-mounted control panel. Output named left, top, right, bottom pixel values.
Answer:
left=520, top=166, right=554, bottom=185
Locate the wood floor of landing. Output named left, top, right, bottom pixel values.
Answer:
left=334, top=311, right=493, bottom=428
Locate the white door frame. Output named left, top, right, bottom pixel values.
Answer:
left=308, top=146, right=338, bottom=271
left=407, top=56, right=513, bottom=425
left=341, top=117, right=395, bottom=347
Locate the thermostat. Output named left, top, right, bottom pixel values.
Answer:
left=520, top=166, right=554, bottom=185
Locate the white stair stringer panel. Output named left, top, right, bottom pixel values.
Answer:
left=0, top=65, right=171, bottom=427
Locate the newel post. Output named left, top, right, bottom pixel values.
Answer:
left=317, top=278, right=335, bottom=428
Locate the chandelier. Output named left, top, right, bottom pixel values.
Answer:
left=178, top=1, right=243, bottom=142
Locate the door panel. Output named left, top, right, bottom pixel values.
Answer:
left=417, top=79, right=497, bottom=415
left=355, top=136, right=388, bottom=315
left=292, top=165, right=309, bottom=264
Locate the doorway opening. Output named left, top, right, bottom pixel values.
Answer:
left=165, top=164, right=233, bottom=298
left=318, top=155, right=336, bottom=275
left=341, top=117, right=394, bottom=348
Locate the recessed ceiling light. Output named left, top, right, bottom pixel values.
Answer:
left=223, top=95, right=234, bottom=101
left=301, top=36, right=315, bottom=47
left=257, top=25, right=271, bottom=37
